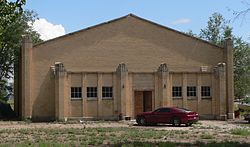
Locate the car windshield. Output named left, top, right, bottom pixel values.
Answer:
left=175, top=107, right=192, bottom=113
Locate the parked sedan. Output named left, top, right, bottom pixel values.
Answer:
left=136, top=107, right=199, bottom=126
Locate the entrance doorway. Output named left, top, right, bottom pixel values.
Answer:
left=134, top=91, right=152, bottom=117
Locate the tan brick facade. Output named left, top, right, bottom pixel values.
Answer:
left=15, top=14, right=234, bottom=121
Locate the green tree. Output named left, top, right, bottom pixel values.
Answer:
left=233, top=38, right=250, bottom=99
left=0, top=0, right=26, bottom=81
left=0, top=0, right=42, bottom=102
left=188, top=12, right=250, bottom=99
left=199, top=12, right=232, bottom=46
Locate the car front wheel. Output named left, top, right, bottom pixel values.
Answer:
left=137, top=117, right=147, bottom=126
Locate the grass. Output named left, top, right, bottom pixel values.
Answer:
left=200, top=133, right=214, bottom=139
left=0, top=127, right=191, bottom=146
left=0, top=124, right=249, bottom=146
left=0, top=141, right=249, bottom=147
left=231, top=128, right=250, bottom=136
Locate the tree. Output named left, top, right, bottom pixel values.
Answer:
left=0, top=0, right=42, bottom=102
left=199, top=13, right=232, bottom=46
left=0, top=0, right=26, bottom=81
left=233, top=38, right=250, bottom=99
left=188, top=12, right=250, bottom=99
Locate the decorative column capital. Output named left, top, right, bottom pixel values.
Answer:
left=217, top=63, right=226, bottom=73
left=53, top=62, right=67, bottom=77
left=116, top=63, right=128, bottom=73
left=214, top=63, right=226, bottom=77
left=158, top=63, right=168, bottom=72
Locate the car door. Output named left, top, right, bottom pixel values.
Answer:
left=153, top=108, right=172, bottom=123
left=158, top=108, right=172, bottom=123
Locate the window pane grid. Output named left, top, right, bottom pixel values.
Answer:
left=187, top=86, right=196, bottom=97
left=102, top=87, right=113, bottom=98
left=172, top=86, right=182, bottom=97
left=71, top=87, right=82, bottom=99
left=201, top=86, right=211, bottom=97
left=87, top=87, right=97, bottom=98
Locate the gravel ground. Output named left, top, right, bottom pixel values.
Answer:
left=0, top=119, right=247, bottom=130
left=0, top=119, right=249, bottom=145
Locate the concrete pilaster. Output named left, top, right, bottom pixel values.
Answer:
left=116, top=63, right=128, bottom=119
left=224, top=38, right=234, bottom=119
left=154, top=73, right=159, bottom=108
left=197, top=73, right=202, bottom=113
left=211, top=73, right=216, bottom=116
left=112, top=73, right=118, bottom=116
left=82, top=73, right=87, bottom=117
left=54, top=62, right=67, bottom=121
left=167, top=74, right=173, bottom=106
left=21, top=36, right=32, bottom=119
left=97, top=73, right=103, bottom=118
left=182, top=73, right=187, bottom=108
left=215, top=63, right=227, bottom=120
left=157, top=63, right=168, bottom=107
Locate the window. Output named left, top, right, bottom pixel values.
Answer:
left=172, top=86, right=182, bottom=97
left=155, top=108, right=171, bottom=113
left=71, top=87, right=82, bottom=99
left=87, top=87, right=97, bottom=98
left=187, top=86, right=196, bottom=97
left=102, top=87, right=113, bottom=98
left=201, top=86, right=211, bottom=97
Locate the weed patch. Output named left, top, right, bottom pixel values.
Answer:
left=231, top=128, right=250, bottom=136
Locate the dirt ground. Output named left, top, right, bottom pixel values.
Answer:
left=0, top=119, right=246, bottom=130
left=0, top=119, right=250, bottom=145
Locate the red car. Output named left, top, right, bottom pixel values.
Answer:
left=136, top=107, right=199, bottom=126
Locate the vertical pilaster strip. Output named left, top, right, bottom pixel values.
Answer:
left=112, top=73, right=117, bottom=116
left=82, top=73, right=87, bottom=117
left=197, top=73, right=201, bottom=113
left=211, top=73, right=216, bottom=117
left=167, top=73, right=173, bottom=106
left=63, top=73, right=69, bottom=119
left=182, top=73, right=187, bottom=108
left=157, top=63, right=168, bottom=107
left=127, top=74, right=133, bottom=117
left=97, top=73, right=103, bottom=119
left=116, top=63, right=128, bottom=119
left=154, top=73, right=159, bottom=108
left=67, top=74, right=71, bottom=117
left=217, top=63, right=227, bottom=120
left=21, top=36, right=32, bottom=119
left=224, top=38, right=234, bottom=119
left=55, top=62, right=67, bottom=121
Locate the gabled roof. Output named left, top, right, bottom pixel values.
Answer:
left=34, top=13, right=223, bottom=49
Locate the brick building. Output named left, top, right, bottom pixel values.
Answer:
left=15, top=14, right=234, bottom=121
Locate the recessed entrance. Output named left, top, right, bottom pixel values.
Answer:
left=134, top=91, right=152, bottom=117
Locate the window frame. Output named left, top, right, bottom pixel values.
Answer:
left=187, top=86, right=197, bottom=97
left=87, top=87, right=98, bottom=98
left=70, top=87, right=82, bottom=100
left=201, top=86, right=211, bottom=98
left=172, top=86, right=182, bottom=98
left=102, top=86, right=113, bottom=99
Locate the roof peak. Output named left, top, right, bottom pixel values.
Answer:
left=34, top=13, right=223, bottom=49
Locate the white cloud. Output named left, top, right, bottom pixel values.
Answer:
left=171, top=18, right=192, bottom=25
left=32, top=18, right=65, bottom=41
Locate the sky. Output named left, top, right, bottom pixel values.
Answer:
left=24, top=0, right=250, bottom=41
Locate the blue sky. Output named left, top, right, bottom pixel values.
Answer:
left=25, top=0, right=250, bottom=41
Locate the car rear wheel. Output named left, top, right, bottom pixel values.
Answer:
left=172, top=117, right=181, bottom=126
left=137, top=117, right=147, bottom=126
